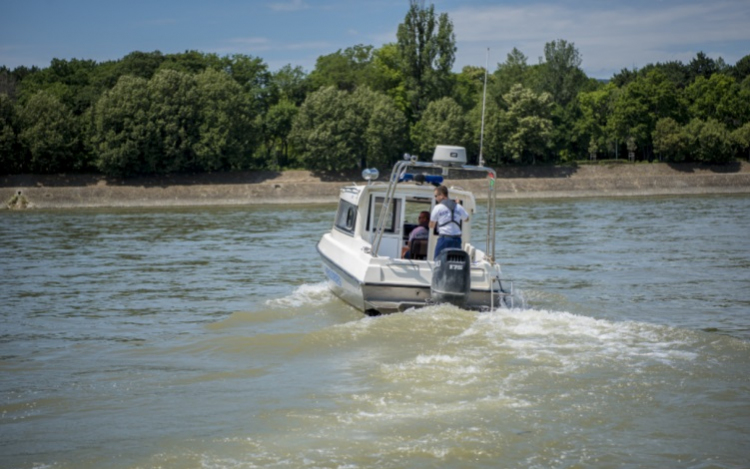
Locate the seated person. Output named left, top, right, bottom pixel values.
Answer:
left=404, top=211, right=430, bottom=259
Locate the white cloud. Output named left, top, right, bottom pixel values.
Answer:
left=208, top=37, right=333, bottom=60
left=449, top=0, right=750, bottom=77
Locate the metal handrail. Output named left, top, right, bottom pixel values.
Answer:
left=371, top=160, right=410, bottom=257
left=370, top=158, right=499, bottom=262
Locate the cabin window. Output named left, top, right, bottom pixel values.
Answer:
left=334, top=200, right=357, bottom=235
left=366, top=196, right=401, bottom=234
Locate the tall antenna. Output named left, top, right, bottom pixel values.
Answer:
left=478, top=48, right=489, bottom=168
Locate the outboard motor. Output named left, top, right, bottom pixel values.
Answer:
left=431, top=248, right=471, bottom=308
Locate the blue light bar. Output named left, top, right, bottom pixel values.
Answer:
left=399, top=173, right=444, bottom=185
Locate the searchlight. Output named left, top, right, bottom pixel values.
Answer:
left=362, top=168, right=379, bottom=182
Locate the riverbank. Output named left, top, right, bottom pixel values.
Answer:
left=4, top=161, right=750, bottom=209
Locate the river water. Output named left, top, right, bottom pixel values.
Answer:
left=1, top=195, right=749, bottom=468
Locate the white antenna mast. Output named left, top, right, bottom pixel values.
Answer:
left=479, top=48, right=489, bottom=167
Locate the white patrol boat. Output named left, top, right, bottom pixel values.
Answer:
left=317, top=145, right=515, bottom=315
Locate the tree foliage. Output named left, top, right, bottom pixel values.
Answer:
left=685, top=118, right=735, bottom=163
left=396, top=0, right=456, bottom=122
left=92, top=75, right=154, bottom=176
left=2, top=3, right=749, bottom=176
left=653, top=117, right=687, bottom=162
left=411, top=97, right=467, bottom=155
left=359, top=88, right=409, bottom=169
left=686, top=74, right=748, bottom=128
left=92, top=69, right=258, bottom=176
left=18, top=91, right=79, bottom=173
left=261, top=99, right=299, bottom=168
left=0, top=93, right=21, bottom=173
left=539, top=39, right=586, bottom=107
left=501, top=84, right=554, bottom=164
left=608, top=69, right=685, bottom=158
left=308, top=45, right=376, bottom=92
left=194, top=68, right=256, bottom=171
left=732, top=122, right=750, bottom=160
left=290, top=86, right=407, bottom=171
left=491, top=48, right=532, bottom=103
left=575, top=83, right=618, bottom=159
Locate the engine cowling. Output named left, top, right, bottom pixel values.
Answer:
left=431, top=248, right=471, bottom=308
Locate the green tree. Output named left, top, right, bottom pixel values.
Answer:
left=687, top=51, right=718, bottom=82
left=147, top=69, right=200, bottom=172
left=732, top=122, right=750, bottom=160
left=396, top=0, right=456, bottom=122
left=269, top=64, right=309, bottom=106
left=290, top=86, right=407, bottom=171
left=501, top=84, right=554, bottom=164
left=18, top=91, right=78, bottom=173
left=290, top=86, right=360, bottom=171
left=640, top=61, right=690, bottom=89
left=730, top=54, right=750, bottom=81
left=653, top=117, right=686, bottom=162
left=369, top=43, right=408, bottom=112
left=539, top=39, right=586, bottom=108
left=466, top=98, right=505, bottom=165
left=575, top=83, right=618, bottom=160
left=0, top=67, right=19, bottom=99
left=92, top=75, right=154, bottom=176
left=261, top=99, right=299, bottom=168
left=221, top=54, right=271, bottom=111
left=17, top=58, right=100, bottom=115
left=194, top=68, right=256, bottom=171
left=93, top=51, right=166, bottom=90
left=0, top=94, right=22, bottom=173
left=611, top=67, right=640, bottom=88
left=686, top=74, right=747, bottom=128
left=608, top=69, right=684, bottom=159
left=411, top=97, right=466, bottom=156
left=356, top=87, right=408, bottom=169
left=113, top=50, right=165, bottom=79
left=453, top=65, right=488, bottom=112
left=491, top=47, right=532, bottom=103
left=157, top=50, right=223, bottom=75
left=308, top=45, right=375, bottom=92
left=684, top=118, right=734, bottom=163
left=536, top=40, right=598, bottom=161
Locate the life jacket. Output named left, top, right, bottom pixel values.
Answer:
left=438, top=199, right=462, bottom=231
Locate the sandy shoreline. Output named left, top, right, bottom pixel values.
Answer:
left=4, top=162, right=750, bottom=209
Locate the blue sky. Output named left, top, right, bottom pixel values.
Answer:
left=2, top=0, right=749, bottom=79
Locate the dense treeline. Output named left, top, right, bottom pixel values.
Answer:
left=1, top=1, right=749, bottom=176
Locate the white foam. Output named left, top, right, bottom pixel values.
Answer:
left=465, top=307, right=699, bottom=372
left=415, top=354, right=462, bottom=365
left=265, top=282, right=333, bottom=308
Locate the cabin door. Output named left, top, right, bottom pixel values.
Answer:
left=368, top=195, right=403, bottom=258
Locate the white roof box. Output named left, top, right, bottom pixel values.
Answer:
left=432, top=145, right=467, bottom=167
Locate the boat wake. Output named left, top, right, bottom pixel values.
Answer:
left=185, top=303, right=750, bottom=469
left=264, top=282, right=335, bottom=309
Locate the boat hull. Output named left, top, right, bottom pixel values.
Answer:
left=319, top=247, right=510, bottom=314
left=321, top=250, right=367, bottom=312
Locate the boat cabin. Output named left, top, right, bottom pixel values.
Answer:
left=319, top=145, right=511, bottom=314
left=332, top=174, right=476, bottom=262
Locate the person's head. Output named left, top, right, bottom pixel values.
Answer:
left=434, top=185, right=449, bottom=202
left=418, top=211, right=429, bottom=225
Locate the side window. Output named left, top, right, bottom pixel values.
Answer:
left=334, top=200, right=357, bottom=235
left=366, top=196, right=401, bottom=234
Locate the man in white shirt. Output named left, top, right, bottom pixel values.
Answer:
left=429, top=185, right=469, bottom=258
